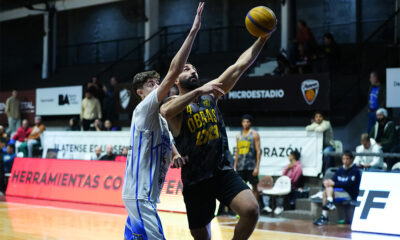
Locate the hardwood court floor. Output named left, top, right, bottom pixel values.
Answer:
left=0, top=201, right=396, bottom=240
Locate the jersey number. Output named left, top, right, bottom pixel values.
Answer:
left=195, top=125, right=219, bottom=146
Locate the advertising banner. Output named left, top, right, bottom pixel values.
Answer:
left=227, top=128, right=323, bottom=177
left=352, top=172, right=400, bottom=235
left=386, top=68, right=400, bottom=108
left=36, top=86, right=82, bottom=116
left=42, top=131, right=130, bottom=160
left=6, top=158, right=186, bottom=213
left=0, top=90, right=36, bottom=124
left=218, top=73, right=330, bottom=112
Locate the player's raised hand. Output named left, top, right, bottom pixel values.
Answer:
left=197, top=81, right=225, bottom=97
left=191, top=2, right=204, bottom=33
left=171, top=155, right=189, bottom=169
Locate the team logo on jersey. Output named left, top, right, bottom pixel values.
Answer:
left=119, top=88, right=131, bottom=109
left=202, top=99, right=211, bottom=107
left=301, top=79, right=319, bottom=105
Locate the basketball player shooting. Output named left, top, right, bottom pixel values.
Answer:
left=161, top=34, right=274, bottom=239
left=120, top=3, right=215, bottom=240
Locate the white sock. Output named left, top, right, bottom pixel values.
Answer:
left=327, top=197, right=333, bottom=202
left=322, top=210, right=328, bottom=218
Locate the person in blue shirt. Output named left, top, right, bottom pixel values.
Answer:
left=367, top=71, right=386, bottom=133
left=3, top=144, right=16, bottom=173
left=314, top=150, right=361, bottom=226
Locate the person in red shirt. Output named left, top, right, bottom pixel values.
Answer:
left=11, top=119, right=31, bottom=152
left=295, top=20, right=317, bottom=49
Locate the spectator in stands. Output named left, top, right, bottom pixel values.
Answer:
left=102, top=76, right=118, bottom=121
left=19, top=116, right=45, bottom=157
left=115, top=147, right=128, bottom=162
left=314, top=151, right=361, bottom=226
left=262, top=150, right=303, bottom=215
left=66, top=117, right=80, bottom=131
left=91, top=76, right=105, bottom=104
left=100, top=144, right=116, bottom=161
left=104, top=119, right=119, bottom=131
left=314, top=33, right=339, bottom=73
left=12, top=119, right=31, bottom=151
left=0, top=143, right=5, bottom=194
left=169, top=85, right=179, bottom=97
left=0, top=125, right=7, bottom=139
left=91, top=146, right=103, bottom=160
left=90, top=118, right=104, bottom=131
left=3, top=144, right=16, bottom=173
left=370, top=108, right=396, bottom=152
left=295, top=42, right=312, bottom=74
left=354, top=133, right=383, bottom=170
left=5, top=90, right=21, bottom=135
left=81, top=88, right=102, bottom=131
left=295, top=20, right=317, bottom=50
left=367, top=71, right=386, bottom=133
left=306, top=112, right=335, bottom=173
left=0, top=138, right=6, bottom=154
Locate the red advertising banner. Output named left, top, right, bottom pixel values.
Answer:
left=0, top=90, right=36, bottom=124
left=6, top=158, right=186, bottom=213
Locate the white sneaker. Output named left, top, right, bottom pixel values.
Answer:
left=262, top=206, right=272, bottom=213
left=274, top=206, right=284, bottom=215
left=310, top=191, right=323, bottom=200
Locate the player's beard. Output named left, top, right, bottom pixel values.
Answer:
left=179, top=75, right=201, bottom=90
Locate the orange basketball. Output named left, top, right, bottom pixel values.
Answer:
left=245, top=6, right=277, bottom=37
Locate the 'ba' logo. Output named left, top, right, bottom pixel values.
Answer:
left=119, top=89, right=131, bottom=109
left=301, top=79, right=319, bottom=105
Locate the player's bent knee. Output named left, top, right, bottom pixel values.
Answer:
left=190, top=228, right=211, bottom=240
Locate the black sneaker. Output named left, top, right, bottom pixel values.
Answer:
left=314, top=216, right=328, bottom=226
left=322, top=201, right=336, bottom=211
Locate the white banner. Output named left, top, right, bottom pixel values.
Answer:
left=42, top=131, right=130, bottom=160
left=43, top=129, right=323, bottom=176
left=352, top=172, right=400, bottom=235
left=386, top=68, right=400, bottom=108
left=227, top=129, right=323, bottom=177
left=36, top=86, right=82, bottom=115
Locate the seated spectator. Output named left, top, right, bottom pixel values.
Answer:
left=295, top=42, right=312, bottom=74
left=3, top=144, right=16, bottom=173
left=313, top=33, right=339, bottom=73
left=115, top=147, right=128, bottom=162
left=262, top=150, right=303, bottom=215
left=0, top=138, right=7, bottom=154
left=81, top=88, right=102, bottom=131
left=91, top=146, right=103, bottom=160
left=306, top=112, right=335, bottom=173
left=100, top=144, right=116, bottom=161
left=354, top=133, right=383, bottom=170
left=12, top=119, right=31, bottom=151
left=66, top=117, right=80, bottom=131
left=19, top=116, right=45, bottom=157
left=104, top=120, right=120, bottom=131
left=0, top=146, right=4, bottom=194
left=90, top=119, right=104, bottom=131
left=0, top=125, right=7, bottom=139
left=370, top=108, right=396, bottom=152
left=314, top=151, right=361, bottom=226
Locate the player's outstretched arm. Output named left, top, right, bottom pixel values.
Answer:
left=156, top=2, right=204, bottom=102
left=210, top=35, right=272, bottom=98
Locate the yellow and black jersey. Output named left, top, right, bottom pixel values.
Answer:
left=175, top=95, right=232, bottom=186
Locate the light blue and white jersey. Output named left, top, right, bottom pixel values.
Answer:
left=122, top=89, right=171, bottom=203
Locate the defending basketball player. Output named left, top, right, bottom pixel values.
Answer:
left=161, top=35, right=274, bottom=240
left=121, top=3, right=214, bottom=240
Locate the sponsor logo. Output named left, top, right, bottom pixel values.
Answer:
left=301, top=80, right=319, bottom=105
left=228, top=89, right=285, bottom=99
left=356, top=190, right=390, bottom=219
left=58, top=94, right=79, bottom=106
left=119, top=89, right=131, bottom=109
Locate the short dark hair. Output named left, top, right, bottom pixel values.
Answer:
left=132, top=70, right=160, bottom=98
left=370, top=70, right=382, bottom=83
left=342, top=150, right=354, bottom=159
left=314, top=111, right=324, bottom=118
left=7, top=144, right=15, bottom=151
left=290, top=150, right=301, bottom=160
left=298, top=19, right=307, bottom=27
left=241, top=114, right=254, bottom=122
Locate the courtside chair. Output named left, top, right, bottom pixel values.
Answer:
left=261, top=176, right=291, bottom=216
